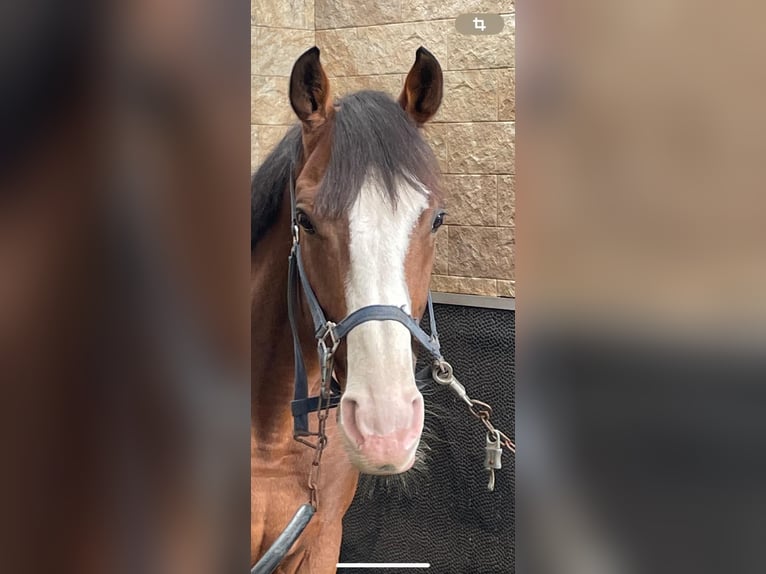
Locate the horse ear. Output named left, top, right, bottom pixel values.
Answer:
left=398, top=47, right=443, bottom=126
left=289, top=46, right=332, bottom=128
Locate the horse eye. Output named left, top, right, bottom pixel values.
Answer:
left=431, top=211, right=446, bottom=232
left=297, top=211, right=315, bottom=234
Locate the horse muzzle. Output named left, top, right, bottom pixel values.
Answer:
left=339, top=390, right=424, bottom=474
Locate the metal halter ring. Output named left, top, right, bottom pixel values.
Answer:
left=291, top=223, right=300, bottom=248
left=431, top=360, right=454, bottom=385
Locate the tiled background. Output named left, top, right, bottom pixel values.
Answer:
left=252, top=0, right=515, bottom=297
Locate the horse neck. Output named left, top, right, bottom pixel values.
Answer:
left=251, top=189, right=319, bottom=441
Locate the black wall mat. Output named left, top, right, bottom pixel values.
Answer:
left=339, top=303, right=515, bottom=574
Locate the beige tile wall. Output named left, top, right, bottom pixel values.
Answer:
left=252, top=0, right=515, bottom=297
left=251, top=0, right=315, bottom=171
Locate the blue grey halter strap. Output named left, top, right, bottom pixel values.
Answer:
left=252, top=169, right=515, bottom=574
left=286, top=168, right=443, bottom=437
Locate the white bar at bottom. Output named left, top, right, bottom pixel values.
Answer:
left=336, top=564, right=430, bottom=569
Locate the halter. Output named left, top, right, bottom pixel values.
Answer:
left=253, top=167, right=515, bottom=574
left=286, top=167, right=444, bottom=437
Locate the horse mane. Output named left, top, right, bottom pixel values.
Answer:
left=251, top=90, right=441, bottom=249
left=251, top=124, right=302, bottom=249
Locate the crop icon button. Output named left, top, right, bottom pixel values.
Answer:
left=455, top=13, right=504, bottom=35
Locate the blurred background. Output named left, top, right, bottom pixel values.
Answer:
left=519, top=2, right=766, bottom=574
left=1, top=1, right=250, bottom=573
left=4, top=0, right=766, bottom=573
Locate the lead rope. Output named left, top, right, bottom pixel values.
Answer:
left=422, top=298, right=515, bottom=490
left=431, top=359, right=516, bottom=492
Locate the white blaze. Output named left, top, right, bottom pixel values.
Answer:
left=344, top=176, right=428, bottom=434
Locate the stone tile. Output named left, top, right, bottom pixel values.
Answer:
left=499, top=226, right=515, bottom=280
left=402, top=0, right=514, bottom=21
left=316, top=0, right=400, bottom=29
left=251, top=0, right=314, bottom=29
left=430, top=275, right=497, bottom=296
left=320, top=22, right=449, bottom=77
left=422, top=123, right=449, bottom=173
left=316, top=28, right=361, bottom=76
left=252, top=27, right=316, bottom=76
left=446, top=123, right=497, bottom=173
left=445, top=123, right=514, bottom=174
left=257, top=125, right=293, bottom=160
left=443, top=175, right=497, bottom=226
left=433, top=225, right=449, bottom=274
left=496, top=122, right=515, bottom=174
left=447, top=13, right=514, bottom=70
left=331, top=74, right=405, bottom=99
left=251, top=76, right=294, bottom=125
left=449, top=226, right=513, bottom=279
left=435, top=69, right=498, bottom=123
left=361, top=22, right=449, bottom=76
left=498, top=68, right=515, bottom=120
left=251, top=134, right=263, bottom=172
left=497, top=175, right=515, bottom=227
left=497, top=279, right=515, bottom=298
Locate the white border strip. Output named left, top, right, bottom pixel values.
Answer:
left=336, top=564, right=430, bottom=569
left=431, top=292, right=515, bottom=311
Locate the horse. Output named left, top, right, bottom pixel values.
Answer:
left=251, top=46, right=445, bottom=572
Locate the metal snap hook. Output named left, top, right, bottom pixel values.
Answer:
left=431, top=360, right=473, bottom=407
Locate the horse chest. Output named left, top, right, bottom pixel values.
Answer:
left=251, top=417, right=359, bottom=573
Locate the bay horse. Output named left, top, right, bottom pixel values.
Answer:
left=251, top=46, right=445, bottom=572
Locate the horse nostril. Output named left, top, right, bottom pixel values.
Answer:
left=340, top=396, right=364, bottom=448
left=341, top=392, right=424, bottom=451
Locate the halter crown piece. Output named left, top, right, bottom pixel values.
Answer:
left=286, top=166, right=444, bottom=437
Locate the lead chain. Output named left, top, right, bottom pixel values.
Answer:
left=307, top=355, right=335, bottom=509
left=432, top=360, right=515, bottom=491
left=307, top=396, right=330, bottom=508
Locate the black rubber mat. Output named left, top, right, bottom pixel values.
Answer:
left=339, top=304, right=515, bottom=574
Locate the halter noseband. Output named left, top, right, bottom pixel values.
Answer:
left=254, top=169, right=512, bottom=574
left=286, top=168, right=443, bottom=437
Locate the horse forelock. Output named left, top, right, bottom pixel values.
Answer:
left=251, top=90, right=441, bottom=249
left=314, top=90, right=441, bottom=217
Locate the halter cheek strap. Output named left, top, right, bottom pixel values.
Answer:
left=286, top=171, right=443, bottom=437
